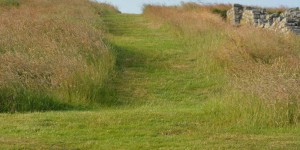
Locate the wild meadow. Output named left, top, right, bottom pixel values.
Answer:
left=0, top=0, right=119, bottom=112
left=144, top=3, right=300, bottom=127
left=0, top=1, right=299, bottom=149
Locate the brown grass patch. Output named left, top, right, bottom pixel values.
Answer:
left=0, top=0, right=117, bottom=110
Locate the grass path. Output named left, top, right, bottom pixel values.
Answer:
left=105, top=13, right=218, bottom=107
left=0, top=13, right=299, bottom=149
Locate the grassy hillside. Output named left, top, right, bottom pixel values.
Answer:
left=0, top=1, right=299, bottom=149
left=144, top=3, right=300, bottom=127
left=0, top=0, right=119, bottom=112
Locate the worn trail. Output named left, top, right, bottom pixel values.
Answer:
left=104, top=13, right=211, bottom=107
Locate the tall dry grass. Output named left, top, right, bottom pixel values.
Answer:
left=0, top=0, right=118, bottom=112
left=144, top=3, right=300, bottom=126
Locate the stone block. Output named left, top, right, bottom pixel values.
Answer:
left=286, top=18, right=297, bottom=23
left=286, top=23, right=298, bottom=26
left=288, top=8, right=299, bottom=12
left=252, top=11, right=261, bottom=14
left=292, top=29, right=300, bottom=34
left=233, top=4, right=243, bottom=8
left=271, top=13, right=280, bottom=18
left=291, top=26, right=300, bottom=29
left=245, top=7, right=253, bottom=10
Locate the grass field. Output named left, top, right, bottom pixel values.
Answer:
left=0, top=1, right=299, bottom=149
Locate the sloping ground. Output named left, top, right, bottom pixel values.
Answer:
left=0, top=0, right=119, bottom=112
left=0, top=2, right=300, bottom=149
left=104, top=14, right=218, bottom=107
left=0, top=5, right=299, bottom=148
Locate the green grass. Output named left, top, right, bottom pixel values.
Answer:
left=0, top=87, right=71, bottom=113
left=104, top=13, right=226, bottom=106
left=0, top=8, right=299, bottom=149
left=212, top=8, right=228, bottom=19
left=0, top=0, right=19, bottom=7
left=0, top=110, right=299, bottom=149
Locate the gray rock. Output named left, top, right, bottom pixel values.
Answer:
left=286, top=23, right=298, bottom=26
left=233, top=4, right=243, bottom=8
left=227, top=4, right=300, bottom=35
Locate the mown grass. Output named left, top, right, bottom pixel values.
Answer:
left=0, top=1, right=299, bottom=149
left=0, top=110, right=299, bottom=149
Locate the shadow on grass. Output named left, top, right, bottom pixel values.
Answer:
left=0, top=44, right=140, bottom=113
left=0, top=76, right=123, bottom=113
left=112, top=43, right=149, bottom=71
left=0, top=83, right=126, bottom=113
left=87, top=79, right=123, bottom=107
left=0, top=88, right=72, bottom=113
left=108, top=42, right=152, bottom=104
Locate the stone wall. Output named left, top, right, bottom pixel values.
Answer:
left=227, top=4, right=300, bottom=35
left=227, top=4, right=243, bottom=25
